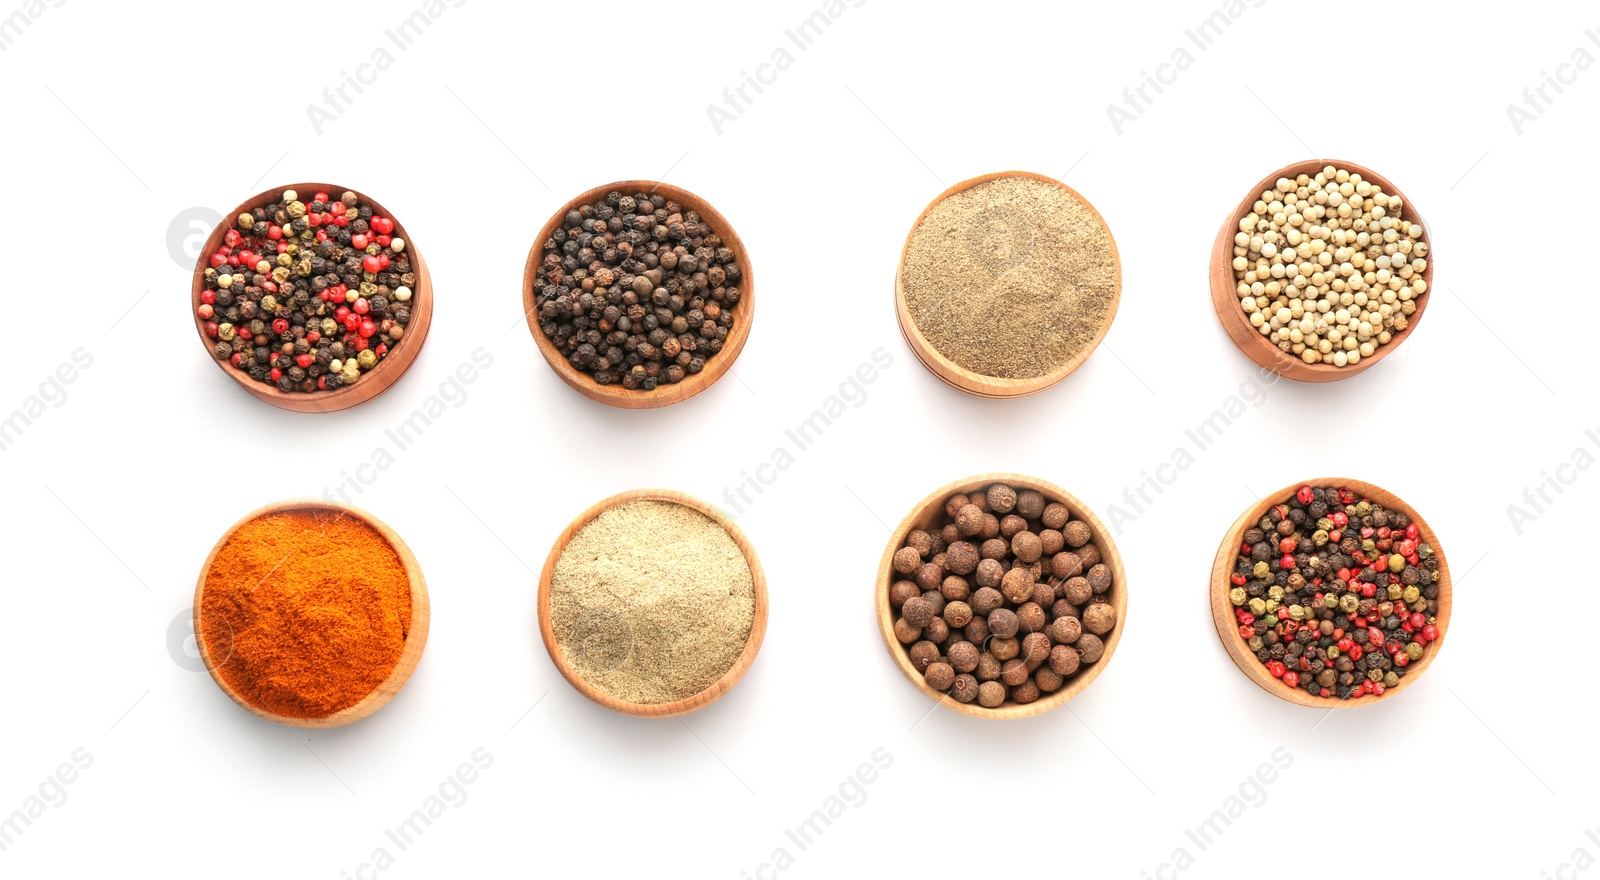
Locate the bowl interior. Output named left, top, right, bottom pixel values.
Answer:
left=1209, top=159, right=1433, bottom=382
left=189, top=183, right=432, bottom=413
left=193, top=499, right=429, bottom=728
left=522, top=181, right=754, bottom=409
left=894, top=170, right=1123, bottom=398
left=537, top=489, right=768, bottom=717
left=1209, top=478, right=1451, bottom=708
left=876, top=473, right=1127, bottom=719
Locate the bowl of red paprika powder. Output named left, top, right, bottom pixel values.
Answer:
left=190, top=183, right=433, bottom=413
left=193, top=499, right=429, bottom=727
left=1210, top=479, right=1451, bottom=707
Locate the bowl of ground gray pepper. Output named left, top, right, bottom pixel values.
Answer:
left=896, top=171, right=1122, bottom=398
left=538, top=489, right=767, bottom=717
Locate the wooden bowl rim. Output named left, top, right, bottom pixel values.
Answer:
left=537, top=489, right=768, bottom=717
left=1209, top=159, right=1434, bottom=383
left=193, top=498, right=430, bottom=728
left=189, top=182, right=434, bottom=413
left=1208, top=477, right=1452, bottom=708
left=875, top=472, right=1128, bottom=719
left=521, top=180, right=755, bottom=410
left=894, top=170, right=1123, bottom=398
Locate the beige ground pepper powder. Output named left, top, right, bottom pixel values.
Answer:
left=549, top=500, right=754, bottom=705
left=900, top=176, right=1119, bottom=379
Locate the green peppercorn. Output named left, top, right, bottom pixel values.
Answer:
left=1383, top=671, right=1400, bottom=688
left=1388, top=554, right=1405, bottom=573
left=1248, top=597, right=1267, bottom=617
left=1406, top=642, right=1423, bottom=661
left=357, top=349, right=378, bottom=370
left=1289, top=604, right=1306, bottom=622
left=1402, top=586, right=1420, bottom=604
left=1253, top=561, right=1271, bottom=579
left=1340, top=594, right=1359, bottom=613
left=1229, top=587, right=1247, bottom=606
left=1312, top=529, right=1329, bottom=546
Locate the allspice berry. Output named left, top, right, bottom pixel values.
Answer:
left=955, top=504, right=985, bottom=537
left=976, top=652, right=1002, bottom=681
left=964, top=618, right=990, bottom=644
left=948, top=640, right=979, bottom=673
left=1078, top=544, right=1102, bottom=568
left=987, top=483, right=1017, bottom=514
left=894, top=618, right=921, bottom=644
left=944, top=494, right=970, bottom=518
left=924, top=662, right=955, bottom=692
left=893, top=546, right=922, bottom=574
left=905, top=530, right=934, bottom=557
left=988, top=608, right=1020, bottom=639
left=1016, top=490, right=1045, bottom=519
left=908, top=640, right=940, bottom=672
left=1062, top=576, right=1092, bottom=605
left=1039, top=529, right=1065, bottom=556
left=946, top=541, right=979, bottom=575
left=1011, top=680, right=1041, bottom=704
left=1049, top=644, right=1081, bottom=675
left=1062, top=520, right=1092, bottom=548
left=1012, top=531, right=1042, bottom=564
left=1015, top=602, right=1047, bottom=634
left=951, top=674, right=980, bottom=703
left=980, top=538, right=1010, bottom=560
left=902, top=596, right=935, bottom=628
left=941, top=575, right=971, bottom=602
left=971, top=586, right=1004, bottom=616
left=977, top=680, right=1006, bottom=708
left=1034, top=667, right=1064, bottom=692
left=923, top=616, right=949, bottom=644
left=1000, top=515, right=1028, bottom=539
left=1021, top=632, right=1052, bottom=669
left=1087, top=563, right=1113, bottom=593
left=1076, top=633, right=1104, bottom=663
left=1083, top=602, right=1117, bottom=635
left=975, top=558, right=1004, bottom=589
left=944, top=600, right=974, bottom=628
left=1052, top=552, right=1083, bottom=580
left=916, top=562, right=943, bottom=592
left=1042, top=503, right=1069, bottom=530
left=1001, top=568, right=1034, bottom=604
left=890, top=580, right=920, bottom=608
left=1047, top=616, right=1082, bottom=646
left=990, top=637, right=1020, bottom=661
left=1001, top=658, right=1030, bottom=686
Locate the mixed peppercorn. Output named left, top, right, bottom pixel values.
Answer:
left=1228, top=485, right=1442, bottom=700
left=889, top=483, right=1119, bottom=710
left=533, top=189, right=742, bottom=391
left=197, top=189, right=415, bottom=393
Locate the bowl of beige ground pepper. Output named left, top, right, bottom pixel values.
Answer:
left=1208, top=160, right=1433, bottom=382
left=896, top=171, right=1122, bottom=398
left=877, top=474, right=1127, bottom=718
left=193, top=499, right=429, bottom=728
left=538, top=490, right=767, bottom=717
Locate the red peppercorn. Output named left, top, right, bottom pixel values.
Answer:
left=1296, top=486, right=1314, bottom=504
left=1361, top=583, right=1376, bottom=598
left=307, top=212, right=323, bottom=228
left=1238, top=625, right=1252, bottom=638
left=1405, top=523, right=1419, bottom=540
left=371, top=216, right=394, bottom=235
left=1421, top=624, right=1439, bottom=642
left=226, top=255, right=239, bottom=266
left=1279, top=537, right=1296, bottom=554
left=353, top=334, right=370, bottom=352
left=269, top=368, right=282, bottom=382
left=1337, top=487, right=1354, bottom=504
left=1231, top=573, right=1247, bottom=586
left=1393, top=653, right=1410, bottom=667
left=359, top=320, right=376, bottom=338
left=276, top=241, right=288, bottom=254
left=205, top=321, right=219, bottom=338
left=306, top=331, right=320, bottom=344
left=1266, top=660, right=1286, bottom=678
left=353, top=297, right=370, bottom=315
left=197, top=304, right=214, bottom=320
left=330, top=201, right=344, bottom=215
left=343, top=314, right=360, bottom=332
left=1372, top=683, right=1385, bottom=695
left=333, top=214, right=350, bottom=227
left=272, top=318, right=289, bottom=335
left=1283, top=671, right=1299, bottom=688
left=295, top=353, right=314, bottom=369
left=375, top=343, right=388, bottom=357
left=1331, top=511, right=1348, bottom=527
left=1409, top=612, right=1425, bottom=629
left=363, top=255, right=381, bottom=273
left=236, top=326, right=252, bottom=340
left=1348, top=645, right=1362, bottom=661
left=1367, top=627, right=1383, bottom=645
left=267, top=225, right=283, bottom=240
left=224, top=229, right=241, bottom=247
left=316, top=229, right=329, bottom=242
left=351, top=233, right=369, bottom=250
left=209, top=252, right=228, bottom=268
left=317, top=375, right=328, bottom=390
left=376, top=234, right=391, bottom=247
left=1279, top=554, right=1294, bottom=569
left=314, top=191, right=329, bottom=203
left=1337, top=637, right=1354, bottom=653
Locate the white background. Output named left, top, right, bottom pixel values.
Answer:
left=0, top=1, right=1591, bottom=877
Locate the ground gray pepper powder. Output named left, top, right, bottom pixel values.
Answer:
left=550, top=500, right=755, bottom=705
left=900, top=176, right=1119, bottom=379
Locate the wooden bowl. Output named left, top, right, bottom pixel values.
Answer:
left=522, top=181, right=755, bottom=409
left=1209, top=160, right=1433, bottom=382
left=190, top=183, right=434, bottom=413
left=193, top=499, right=429, bottom=728
left=875, top=473, right=1128, bottom=719
left=537, top=489, right=768, bottom=717
left=1209, top=478, right=1451, bottom=708
left=895, top=171, right=1122, bottom=399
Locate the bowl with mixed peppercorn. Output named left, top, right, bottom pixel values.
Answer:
left=190, top=183, right=433, bottom=413
left=523, top=180, right=753, bottom=409
left=876, top=474, right=1127, bottom=719
left=1210, top=479, right=1451, bottom=706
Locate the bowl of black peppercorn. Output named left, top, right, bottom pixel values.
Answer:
left=522, top=181, right=754, bottom=409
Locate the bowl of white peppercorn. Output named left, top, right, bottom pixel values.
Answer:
left=1209, top=160, right=1433, bottom=382
left=876, top=474, right=1127, bottom=719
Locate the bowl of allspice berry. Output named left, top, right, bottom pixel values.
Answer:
left=877, top=474, right=1127, bottom=719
